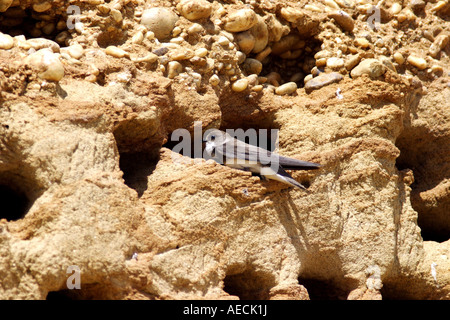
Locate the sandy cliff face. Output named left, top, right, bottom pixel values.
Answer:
left=0, top=0, right=449, bottom=299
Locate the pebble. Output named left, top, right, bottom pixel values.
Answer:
left=304, top=72, right=343, bottom=92
left=177, top=0, right=212, bottom=21
left=429, top=34, right=449, bottom=58
left=407, top=55, right=427, bottom=70
left=345, top=53, right=361, bottom=70
left=324, top=0, right=340, bottom=9
left=110, top=8, right=123, bottom=23
left=275, top=82, right=297, bottom=95
left=266, top=16, right=289, bottom=43
left=188, top=23, right=204, bottom=35
left=27, top=38, right=60, bottom=53
left=236, top=51, right=246, bottom=64
left=430, top=0, right=446, bottom=12
left=393, top=52, right=405, bottom=65
left=235, top=31, right=255, bottom=54
left=354, top=37, right=370, bottom=48
left=390, top=3, right=402, bottom=15
left=25, top=49, right=64, bottom=82
left=328, top=10, right=354, bottom=32
left=326, top=57, right=345, bottom=69
left=168, top=48, right=194, bottom=61
left=167, top=61, right=183, bottom=79
left=67, top=44, right=84, bottom=60
left=255, top=46, right=271, bottom=62
left=0, top=32, right=14, bottom=50
left=141, top=7, right=179, bottom=40
left=280, top=7, right=304, bottom=23
left=350, top=59, right=386, bottom=79
left=0, top=0, right=12, bottom=12
left=209, top=74, right=220, bottom=86
left=131, top=31, right=144, bottom=44
left=105, top=45, right=128, bottom=58
left=266, top=72, right=281, bottom=86
left=217, top=36, right=230, bottom=46
left=195, top=47, right=208, bottom=58
left=32, top=1, right=52, bottom=13
left=132, top=53, right=158, bottom=63
left=250, top=15, right=269, bottom=53
left=242, top=58, right=263, bottom=75
left=223, top=9, right=258, bottom=32
left=231, top=78, right=249, bottom=92
left=152, top=47, right=168, bottom=57
left=271, top=34, right=302, bottom=55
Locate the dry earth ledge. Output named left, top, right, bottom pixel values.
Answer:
left=0, top=0, right=449, bottom=300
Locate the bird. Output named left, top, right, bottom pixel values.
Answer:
left=203, top=129, right=320, bottom=189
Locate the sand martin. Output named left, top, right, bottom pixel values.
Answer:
left=203, top=129, right=320, bottom=189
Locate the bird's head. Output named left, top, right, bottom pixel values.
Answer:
left=203, top=129, right=227, bottom=147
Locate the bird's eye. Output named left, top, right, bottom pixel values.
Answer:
left=211, top=135, right=215, bottom=141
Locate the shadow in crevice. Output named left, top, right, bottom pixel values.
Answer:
left=0, top=184, right=31, bottom=221
left=395, top=91, right=450, bottom=242
left=119, top=150, right=159, bottom=197
left=223, top=267, right=277, bottom=300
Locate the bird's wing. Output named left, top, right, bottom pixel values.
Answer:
left=217, top=137, right=274, bottom=164
left=277, top=155, right=321, bottom=170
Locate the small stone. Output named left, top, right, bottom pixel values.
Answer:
left=328, top=10, right=354, bottom=32
left=223, top=9, right=258, bottom=32
left=105, top=46, right=128, bottom=58
left=391, top=3, right=402, bottom=15
left=168, top=48, right=194, bottom=61
left=131, top=31, right=144, bottom=44
left=255, top=47, right=271, bottom=62
left=231, top=78, right=249, bottom=92
left=250, top=14, right=269, bottom=53
left=67, top=43, right=84, bottom=60
left=177, top=0, right=212, bottom=21
left=354, top=38, right=370, bottom=48
left=409, top=0, right=425, bottom=13
left=271, top=34, right=302, bottom=55
left=217, top=36, right=230, bottom=47
left=304, top=72, right=343, bottom=92
left=280, top=7, right=304, bottom=23
left=266, top=72, right=281, bottom=86
left=345, top=53, right=361, bottom=70
left=27, top=38, right=60, bottom=53
left=153, top=47, right=169, bottom=56
left=431, top=1, right=446, bottom=12
left=0, top=0, right=13, bottom=12
left=316, top=58, right=327, bottom=67
left=429, top=34, right=449, bottom=58
left=32, top=1, right=52, bottom=13
left=242, top=58, right=263, bottom=75
left=195, top=47, right=208, bottom=58
left=0, top=32, right=14, bottom=50
left=393, top=52, right=405, bottom=65
left=167, top=61, right=183, bottom=79
left=132, top=53, right=158, bottom=63
left=141, top=7, right=179, bottom=40
left=350, top=59, right=386, bottom=79
left=25, top=49, right=64, bottom=81
left=110, top=8, right=123, bottom=23
left=324, top=0, right=340, bottom=9
left=326, top=57, right=345, bottom=69
left=407, top=55, right=427, bottom=70
left=235, top=31, right=255, bottom=55
left=209, top=74, right=220, bottom=86
left=275, top=82, right=297, bottom=95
